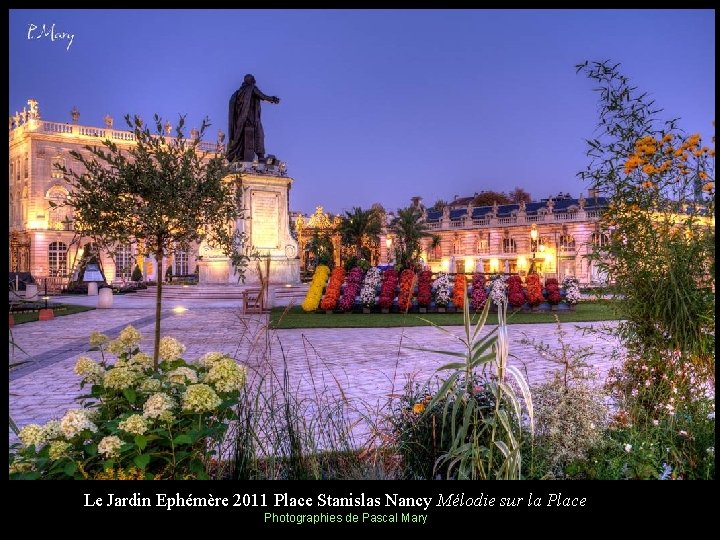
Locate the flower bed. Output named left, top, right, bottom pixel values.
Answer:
left=470, top=273, right=487, bottom=311
left=378, top=268, right=399, bottom=310
left=338, top=267, right=364, bottom=312
left=562, top=275, right=581, bottom=305
left=301, top=265, right=330, bottom=312
left=489, top=275, right=508, bottom=307
left=525, top=273, right=544, bottom=307
left=545, top=278, right=562, bottom=305
left=416, top=270, right=433, bottom=308
left=452, top=273, right=466, bottom=309
left=359, top=267, right=382, bottom=308
left=320, top=267, right=345, bottom=311
left=397, top=269, right=416, bottom=312
left=507, top=275, right=526, bottom=308
left=433, top=272, right=451, bottom=308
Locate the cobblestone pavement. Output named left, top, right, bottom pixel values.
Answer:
left=9, top=297, right=622, bottom=443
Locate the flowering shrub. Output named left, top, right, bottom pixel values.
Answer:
left=562, top=276, right=581, bottom=305
left=525, top=273, right=544, bottom=306
left=378, top=268, right=399, bottom=310
left=545, top=278, right=562, bottom=305
left=359, top=267, right=382, bottom=308
left=452, top=273, right=466, bottom=309
left=10, top=327, right=246, bottom=479
left=433, top=272, right=451, bottom=307
left=489, top=275, right=507, bottom=307
left=506, top=275, right=525, bottom=308
left=301, top=265, right=330, bottom=312
left=469, top=273, right=487, bottom=311
left=416, top=270, right=433, bottom=307
left=397, top=269, right=416, bottom=312
left=319, top=267, right=345, bottom=310
left=338, top=267, right=364, bottom=312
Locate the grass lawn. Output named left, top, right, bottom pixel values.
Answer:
left=10, top=304, right=95, bottom=325
left=269, top=301, right=621, bottom=329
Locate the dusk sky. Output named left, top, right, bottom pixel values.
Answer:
left=9, top=9, right=715, bottom=215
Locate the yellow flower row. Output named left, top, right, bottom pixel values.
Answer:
left=301, top=265, right=330, bottom=312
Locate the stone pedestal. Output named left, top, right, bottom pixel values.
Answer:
left=25, top=283, right=38, bottom=301
left=200, top=168, right=300, bottom=286
left=98, top=287, right=114, bottom=308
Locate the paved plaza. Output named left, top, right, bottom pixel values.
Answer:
left=9, top=294, right=622, bottom=443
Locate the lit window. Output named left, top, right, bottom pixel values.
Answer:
left=48, top=241, right=68, bottom=277
left=502, top=238, right=516, bottom=254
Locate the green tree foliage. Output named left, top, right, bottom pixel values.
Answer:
left=61, top=114, right=251, bottom=368
left=131, top=264, right=143, bottom=282
left=389, top=206, right=431, bottom=270
left=577, top=60, right=715, bottom=370
left=337, top=206, right=381, bottom=259
left=508, top=187, right=532, bottom=203
left=471, top=191, right=511, bottom=207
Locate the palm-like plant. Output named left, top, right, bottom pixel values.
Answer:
left=389, top=206, right=431, bottom=269
left=338, top=207, right=381, bottom=260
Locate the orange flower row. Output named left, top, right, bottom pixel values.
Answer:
left=452, top=274, right=466, bottom=309
left=320, top=267, right=345, bottom=310
left=397, top=269, right=416, bottom=312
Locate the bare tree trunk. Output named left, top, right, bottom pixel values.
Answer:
left=153, top=237, right=164, bottom=370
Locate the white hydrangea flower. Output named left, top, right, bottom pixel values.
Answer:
left=18, top=424, right=44, bottom=448
left=205, top=358, right=247, bottom=394
left=182, top=384, right=222, bottom=413
left=103, top=366, right=140, bottom=390
left=40, top=420, right=63, bottom=444
left=196, top=351, right=227, bottom=369
left=60, top=409, right=98, bottom=439
left=143, top=393, right=176, bottom=419
left=158, top=337, right=186, bottom=361
left=139, top=378, right=162, bottom=393
left=74, top=356, right=106, bottom=384
left=118, top=414, right=149, bottom=436
left=48, top=440, right=71, bottom=461
left=97, top=435, right=123, bottom=458
left=89, top=331, right=109, bottom=348
left=166, top=367, right=198, bottom=385
left=130, top=352, right=154, bottom=370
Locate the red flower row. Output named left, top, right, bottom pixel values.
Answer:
left=397, top=269, right=416, bottom=312
left=507, top=275, right=525, bottom=308
left=320, top=267, right=346, bottom=310
left=545, top=277, right=562, bottom=305
left=417, top=270, right=433, bottom=307
left=525, top=273, right=544, bottom=307
left=452, top=274, right=466, bottom=309
left=378, top=268, right=398, bottom=310
left=470, top=273, right=487, bottom=311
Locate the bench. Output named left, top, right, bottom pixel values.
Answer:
left=242, top=288, right=265, bottom=314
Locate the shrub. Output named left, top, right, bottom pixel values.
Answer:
left=9, top=327, right=246, bottom=479
left=131, top=265, right=143, bottom=282
left=545, top=278, right=561, bottom=304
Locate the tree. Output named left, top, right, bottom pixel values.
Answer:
left=306, top=231, right=335, bottom=269
left=577, top=60, right=714, bottom=374
left=131, top=264, right=143, bottom=282
left=389, top=206, right=431, bottom=270
left=338, top=206, right=381, bottom=259
left=62, top=114, right=250, bottom=368
left=430, top=199, right=448, bottom=211
left=471, top=191, right=511, bottom=207
left=508, top=187, right=532, bottom=203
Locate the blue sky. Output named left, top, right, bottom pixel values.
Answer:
left=9, top=9, right=715, bottom=215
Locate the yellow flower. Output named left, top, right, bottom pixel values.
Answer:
left=642, top=180, right=654, bottom=189
left=702, top=182, right=714, bottom=192
left=662, top=133, right=674, bottom=142
left=413, top=403, right=425, bottom=414
left=642, top=164, right=655, bottom=175
left=699, top=171, right=708, bottom=180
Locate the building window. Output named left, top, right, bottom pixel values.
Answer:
left=115, top=244, right=134, bottom=279
left=51, top=156, right=66, bottom=179
left=502, top=238, right=517, bottom=254
left=48, top=241, right=68, bottom=277
left=452, top=235, right=461, bottom=255
left=591, top=232, right=609, bottom=248
left=476, top=233, right=490, bottom=254
left=559, top=234, right=576, bottom=253
left=47, top=186, right=71, bottom=230
left=174, top=250, right=189, bottom=276
left=16, top=159, right=21, bottom=182
left=24, top=153, right=28, bottom=178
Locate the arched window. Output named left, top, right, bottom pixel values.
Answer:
left=174, top=250, right=189, bottom=276
left=502, top=238, right=517, bottom=254
left=48, top=241, right=68, bottom=277
left=452, top=234, right=461, bottom=255
left=559, top=235, right=576, bottom=253
left=9, top=193, right=14, bottom=227
left=46, top=186, right=71, bottom=230
left=24, top=153, right=29, bottom=178
left=51, top=155, right=66, bottom=179
left=476, top=233, right=490, bottom=254
left=591, top=232, right=609, bottom=248
left=115, top=244, right=134, bottom=279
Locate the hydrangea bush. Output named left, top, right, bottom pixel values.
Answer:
left=10, top=326, right=247, bottom=479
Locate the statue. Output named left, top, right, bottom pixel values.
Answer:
left=227, top=74, right=280, bottom=163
